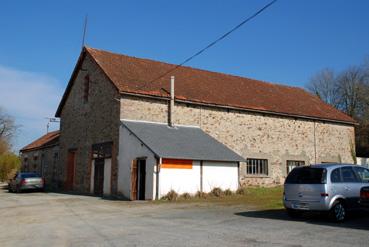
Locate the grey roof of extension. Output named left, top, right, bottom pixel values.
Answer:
left=122, top=120, right=245, bottom=162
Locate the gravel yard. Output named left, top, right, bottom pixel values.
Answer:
left=0, top=184, right=368, bottom=247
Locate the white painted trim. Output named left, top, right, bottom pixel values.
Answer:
left=90, top=160, right=95, bottom=194
left=103, top=158, right=112, bottom=195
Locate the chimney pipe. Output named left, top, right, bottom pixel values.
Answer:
left=169, top=76, right=175, bottom=127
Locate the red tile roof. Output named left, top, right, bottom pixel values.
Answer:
left=56, top=47, right=355, bottom=124
left=20, top=131, right=60, bottom=152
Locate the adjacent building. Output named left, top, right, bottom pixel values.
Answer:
left=19, top=130, right=60, bottom=188
left=24, top=46, right=356, bottom=199
left=118, top=120, right=244, bottom=199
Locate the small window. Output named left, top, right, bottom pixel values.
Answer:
left=331, top=168, right=342, bottom=183
left=246, top=158, right=268, bottom=176
left=286, top=160, right=305, bottom=174
left=353, top=167, right=369, bottom=183
left=341, top=167, right=359, bottom=183
left=33, top=156, right=38, bottom=161
left=83, top=75, right=90, bottom=103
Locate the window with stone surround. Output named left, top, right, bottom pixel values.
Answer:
left=246, top=158, right=268, bottom=176
left=286, top=160, right=305, bottom=174
left=83, top=74, right=90, bottom=103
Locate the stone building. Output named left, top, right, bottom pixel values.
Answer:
left=54, top=47, right=356, bottom=199
left=20, top=130, right=60, bottom=188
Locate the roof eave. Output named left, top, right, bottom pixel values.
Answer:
left=161, top=156, right=245, bottom=162
left=20, top=142, right=59, bottom=153
left=119, top=91, right=358, bottom=126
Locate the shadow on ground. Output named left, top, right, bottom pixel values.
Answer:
left=235, top=209, right=369, bottom=230
left=0, top=182, right=129, bottom=201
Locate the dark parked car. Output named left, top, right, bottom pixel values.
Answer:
left=360, top=186, right=369, bottom=207
left=8, top=172, right=44, bottom=193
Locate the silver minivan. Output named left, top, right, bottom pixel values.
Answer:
left=284, top=164, right=369, bottom=222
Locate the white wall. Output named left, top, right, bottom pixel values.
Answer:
left=357, top=157, right=369, bottom=168
left=159, top=161, right=201, bottom=197
left=103, top=158, right=111, bottom=195
left=202, top=161, right=238, bottom=192
left=159, top=160, right=239, bottom=197
left=118, top=125, right=157, bottom=200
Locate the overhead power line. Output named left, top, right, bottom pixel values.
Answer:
left=140, top=0, right=278, bottom=91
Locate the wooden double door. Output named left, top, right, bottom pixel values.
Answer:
left=65, top=151, right=76, bottom=191
left=94, top=158, right=105, bottom=196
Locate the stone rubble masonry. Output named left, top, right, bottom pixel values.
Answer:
left=58, top=50, right=355, bottom=193
left=59, top=53, right=120, bottom=194
left=120, top=94, right=355, bottom=186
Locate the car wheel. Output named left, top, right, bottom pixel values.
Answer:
left=286, top=208, right=302, bottom=218
left=330, top=201, right=346, bottom=222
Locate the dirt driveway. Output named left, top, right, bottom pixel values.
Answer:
left=0, top=184, right=368, bottom=247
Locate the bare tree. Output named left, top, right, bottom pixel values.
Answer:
left=306, top=68, right=340, bottom=108
left=307, top=66, right=369, bottom=119
left=0, top=107, right=17, bottom=153
left=306, top=60, right=369, bottom=157
left=336, top=66, right=368, bottom=118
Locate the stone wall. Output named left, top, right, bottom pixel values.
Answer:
left=59, top=53, right=120, bottom=194
left=20, top=145, right=60, bottom=188
left=120, top=95, right=355, bottom=186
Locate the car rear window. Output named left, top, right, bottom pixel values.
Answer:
left=285, top=167, right=327, bottom=184
left=21, top=173, right=39, bottom=178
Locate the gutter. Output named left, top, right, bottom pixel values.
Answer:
left=156, top=157, right=162, bottom=200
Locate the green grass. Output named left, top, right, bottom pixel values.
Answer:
left=156, top=186, right=284, bottom=210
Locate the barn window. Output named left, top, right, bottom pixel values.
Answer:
left=83, top=74, right=90, bottom=103
left=286, top=160, right=305, bottom=174
left=246, top=158, right=268, bottom=175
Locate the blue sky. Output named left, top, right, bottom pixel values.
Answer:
left=1, top=0, right=369, bottom=151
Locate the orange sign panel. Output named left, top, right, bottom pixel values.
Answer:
left=161, top=159, right=193, bottom=169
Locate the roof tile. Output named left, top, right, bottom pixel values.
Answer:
left=82, top=47, right=355, bottom=124
left=20, top=131, right=60, bottom=152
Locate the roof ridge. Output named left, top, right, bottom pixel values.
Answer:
left=86, top=46, right=303, bottom=90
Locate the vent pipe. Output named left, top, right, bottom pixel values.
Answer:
left=169, top=76, right=175, bottom=127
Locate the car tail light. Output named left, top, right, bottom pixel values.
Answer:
left=360, top=190, right=369, bottom=199
left=20, top=179, right=27, bottom=185
left=41, top=178, right=45, bottom=185
left=320, top=193, right=329, bottom=197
